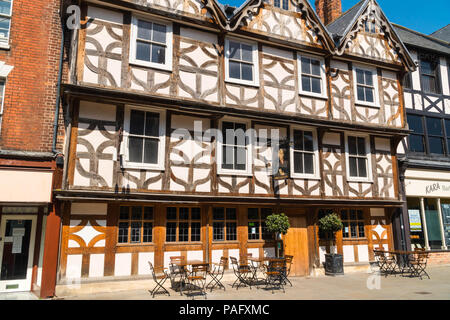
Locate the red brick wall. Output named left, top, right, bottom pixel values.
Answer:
left=0, top=0, right=65, bottom=153
left=428, top=252, right=450, bottom=266
left=315, top=0, right=342, bottom=25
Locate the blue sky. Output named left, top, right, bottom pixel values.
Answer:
left=217, top=0, right=450, bottom=35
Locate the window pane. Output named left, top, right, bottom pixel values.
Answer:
left=409, top=135, right=425, bottom=153
left=357, top=210, right=364, bottom=220
left=350, top=210, right=357, bottom=220
left=137, top=20, right=152, bottom=40
left=213, top=208, right=224, bottom=220
left=349, top=157, right=358, bottom=177
left=118, top=222, right=129, bottom=243
left=311, top=77, right=321, bottom=94
left=356, top=69, right=365, bottom=84
left=129, top=137, right=143, bottom=163
left=357, top=158, right=367, bottom=177
left=145, top=112, right=159, bottom=137
left=131, top=222, right=141, bottom=243
left=152, top=23, right=166, bottom=43
left=191, top=207, right=201, bottom=220
left=248, top=221, right=260, bottom=240
left=229, top=41, right=240, bottom=60
left=294, top=130, right=304, bottom=150
left=282, top=0, right=289, bottom=9
left=151, top=44, right=165, bottom=64
left=421, top=61, right=432, bottom=74
left=357, top=86, right=365, bottom=101
left=213, top=222, right=224, bottom=241
left=166, top=222, right=177, bottom=242
left=179, top=222, right=189, bottom=242
left=241, top=63, right=253, bottom=81
left=229, top=61, right=241, bottom=79
left=301, top=57, right=311, bottom=74
left=179, top=207, right=189, bottom=220
left=120, top=206, right=129, bottom=220
left=274, top=0, right=280, bottom=7
left=304, top=153, right=314, bottom=174
left=350, top=222, right=357, bottom=238
left=130, top=110, right=145, bottom=135
left=311, top=59, right=321, bottom=76
left=226, top=222, right=237, bottom=241
left=167, top=207, right=177, bottom=220
left=241, top=44, right=253, bottom=63
left=302, top=75, right=311, bottom=92
left=143, top=222, right=153, bottom=242
left=0, top=18, right=10, bottom=41
left=248, top=208, right=259, bottom=220
left=341, top=210, right=348, bottom=220
left=191, top=222, right=201, bottom=242
left=358, top=222, right=365, bottom=238
left=261, top=208, right=272, bottom=219
left=294, top=152, right=303, bottom=173
left=144, top=138, right=158, bottom=164
left=222, top=145, right=233, bottom=170
left=131, top=207, right=142, bottom=220
left=235, top=146, right=246, bottom=171
left=365, top=87, right=374, bottom=102
left=304, top=131, right=314, bottom=151
left=136, top=41, right=151, bottom=62
left=357, top=137, right=366, bottom=156
left=407, top=115, right=423, bottom=133
left=348, top=136, right=357, bottom=155
left=364, top=70, right=373, bottom=86
left=429, top=137, right=444, bottom=155
left=144, top=207, right=153, bottom=220
left=426, top=117, right=443, bottom=136
left=226, top=208, right=237, bottom=220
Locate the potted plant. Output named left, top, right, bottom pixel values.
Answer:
left=265, top=213, right=290, bottom=257
left=318, top=212, right=344, bottom=276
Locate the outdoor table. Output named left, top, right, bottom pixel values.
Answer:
left=171, top=260, right=209, bottom=295
left=248, top=257, right=282, bottom=285
left=373, top=250, right=418, bottom=275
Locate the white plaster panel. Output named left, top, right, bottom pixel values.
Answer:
left=211, top=250, right=223, bottom=264
left=180, top=27, right=217, bottom=44
left=343, top=245, right=355, bottom=263
left=228, top=249, right=240, bottom=268
left=187, top=250, right=203, bottom=261
left=164, top=251, right=181, bottom=269
left=66, top=254, right=82, bottom=279
left=262, top=45, right=293, bottom=60
left=357, top=245, right=369, bottom=262
left=114, top=253, right=132, bottom=276
left=323, top=132, right=341, bottom=146
left=79, top=101, right=116, bottom=121
left=89, top=254, right=105, bottom=278
left=370, top=208, right=385, bottom=217
left=138, top=252, right=155, bottom=275
left=87, top=5, right=123, bottom=24
left=247, top=248, right=259, bottom=258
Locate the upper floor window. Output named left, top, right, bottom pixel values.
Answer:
left=346, top=135, right=370, bottom=181
left=0, top=0, right=12, bottom=46
left=217, top=119, right=252, bottom=175
left=354, top=66, right=378, bottom=106
left=407, top=114, right=449, bottom=157
left=122, top=107, right=166, bottom=170
left=130, top=16, right=173, bottom=71
left=402, top=72, right=412, bottom=90
left=273, top=0, right=289, bottom=10
left=419, top=57, right=440, bottom=94
left=166, top=207, right=201, bottom=243
left=225, top=38, right=259, bottom=87
left=298, top=54, right=326, bottom=98
left=290, top=127, right=319, bottom=179
left=426, top=117, right=445, bottom=155
left=118, top=206, right=154, bottom=244
left=0, top=80, right=4, bottom=133
left=364, top=20, right=376, bottom=33
left=407, top=114, right=425, bottom=153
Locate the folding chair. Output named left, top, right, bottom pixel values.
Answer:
left=374, top=250, right=396, bottom=277
left=282, top=255, right=293, bottom=287
left=169, top=256, right=186, bottom=293
left=409, top=252, right=430, bottom=280
left=148, top=262, right=170, bottom=298
left=230, top=257, right=253, bottom=290
left=206, top=257, right=228, bottom=291
left=185, top=263, right=209, bottom=299
left=264, top=259, right=285, bottom=294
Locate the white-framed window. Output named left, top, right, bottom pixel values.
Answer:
left=364, top=20, right=376, bottom=33
left=224, top=37, right=259, bottom=87
left=122, top=106, right=166, bottom=170
left=345, top=133, right=372, bottom=182
left=274, top=0, right=289, bottom=10
left=0, top=0, right=12, bottom=46
left=0, top=79, right=5, bottom=133
left=289, top=126, right=320, bottom=179
left=353, top=65, right=379, bottom=107
left=217, top=118, right=253, bottom=176
left=129, top=16, right=173, bottom=71
left=298, top=54, right=327, bottom=99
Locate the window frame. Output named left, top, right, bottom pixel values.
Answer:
left=341, top=209, right=366, bottom=240
left=117, top=206, right=154, bottom=245
left=247, top=208, right=274, bottom=241
left=289, top=125, right=320, bottom=180
left=224, top=37, right=259, bottom=87
left=0, top=0, right=12, bottom=48
left=406, top=114, right=426, bottom=154
left=0, top=79, right=5, bottom=134
left=297, top=53, right=327, bottom=99
left=352, top=64, right=379, bottom=108
left=165, top=207, right=202, bottom=243
left=212, top=207, right=238, bottom=243
left=122, top=105, right=166, bottom=170
left=425, top=116, right=446, bottom=155
left=345, top=133, right=373, bottom=183
left=217, top=117, right=253, bottom=176
left=129, top=15, right=173, bottom=72
left=273, top=0, right=289, bottom=10
left=419, top=55, right=441, bottom=94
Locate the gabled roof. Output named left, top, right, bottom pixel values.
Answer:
left=393, top=24, right=450, bottom=56
left=326, top=0, right=366, bottom=42
left=430, top=24, right=450, bottom=43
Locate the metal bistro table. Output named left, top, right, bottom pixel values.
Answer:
left=374, top=249, right=418, bottom=276
left=171, top=259, right=208, bottom=295
left=248, top=257, right=284, bottom=286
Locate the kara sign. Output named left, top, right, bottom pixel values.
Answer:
left=405, top=178, right=450, bottom=198
left=426, top=182, right=450, bottom=195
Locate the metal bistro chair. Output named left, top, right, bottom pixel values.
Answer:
left=409, top=251, right=430, bottom=280
left=206, top=257, right=228, bottom=292
left=230, top=257, right=253, bottom=290
left=374, top=250, right=397, bottom=277
left=169, top=256, right=186, bottom=293
left=148, top=262, right=170, bottom=298
left=185, top=263, right=209, bottom=299
left=282, top=255, right=293, bottom=287
left=264, top=259, right=285, bottom=294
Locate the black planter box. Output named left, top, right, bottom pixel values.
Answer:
left=324, top=253, right=344, bottom=276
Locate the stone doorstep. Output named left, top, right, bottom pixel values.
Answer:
left=312, top=264, right=372, bottom=277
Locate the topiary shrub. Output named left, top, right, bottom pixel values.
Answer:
left=318, top=213, right=343, bottom=240
left=265, top=213, right=290, bottom=235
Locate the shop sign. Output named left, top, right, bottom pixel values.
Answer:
left=425, top=182, right=450, bottom=195
left=408, top=209, right=422, bottom=232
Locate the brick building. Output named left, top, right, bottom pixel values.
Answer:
left=0, top=0, right=65, bottom=297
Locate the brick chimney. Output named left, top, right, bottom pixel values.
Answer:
left=315, top=0, right=342, bottom=25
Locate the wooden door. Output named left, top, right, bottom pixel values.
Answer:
left=283, top=214, right=309, bottom=276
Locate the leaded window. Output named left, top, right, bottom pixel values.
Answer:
left=341, top=209, right=365, bottom=239
left=213, top=207, right=237, bottom=241
left=165, top=207, right=201, bottom=243
left=420, top=57, right=441, bottom=94
left=118, top=206, right=154, bottom=244
left=248, top=208, right=273, bottom=240
left=407, top=114, right=425, bottom=153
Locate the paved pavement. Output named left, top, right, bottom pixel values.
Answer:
left=56, top=265, right=450, bottom=300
